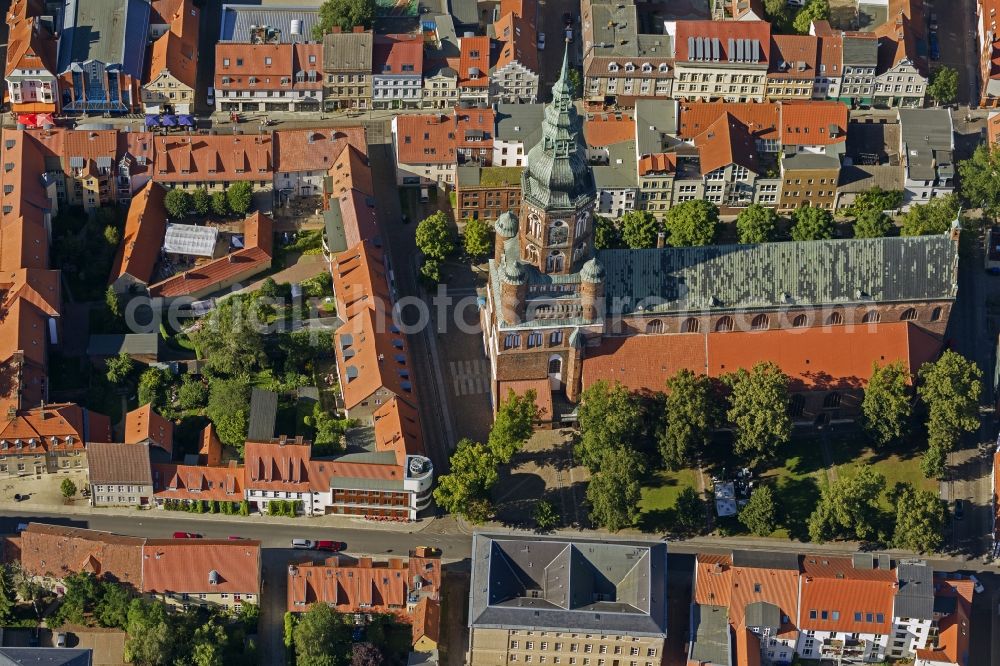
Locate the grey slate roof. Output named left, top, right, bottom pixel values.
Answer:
left=899, top=108, right=954, bottom=181
left=323, top=31, right=373, bottom=72
left=588, top=2, right=639, bottom=58
left=596, top=233, right=958, bottom=316
left=745, top=601, right=780, bottom=631
left=635, top=100, right=679, bottom=156
left=220, top=5, right=320, bottom=43
left=495, top=104, right=545, bottom=145
left=895, top=561, right=934, bottom=621
left=782, top=152, right=842, bottom=171
left=732, top=551, right=800, bottom=570
left=0, top=648, right=93, bottom=666
left=595, top=142, right=639, bottom=189
left=247, top=388, right=279, bottom=441
left=843, top=36, right=878, bottom=66
left=87, top=442, right=153, bottom=486
left=469, top=533, right=668, bottom=636
left=689, top=604, right=730, bottom=665
left=837, top=164, right=903, bottom=193
left=86, top=334, right=159, bottom=358
left=58, top=0, right=150, bottom=76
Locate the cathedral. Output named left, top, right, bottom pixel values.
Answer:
left=480, top=47, right=960, bottom=425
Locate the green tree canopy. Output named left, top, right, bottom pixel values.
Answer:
left=415, top=211, right=455, bottom=261
left=736, top=204, right=778, bottom=244
left=576, top=380, right=644, bottom=472
left=739, top=484, right=777, bottom=536
left=164, top=188, right=192, bottom=218
left=433, top=438, right=498, bottom=523
left=921, top=441, right=948, bottom=480
left=488, top=389, right=539, bottom=464
left=312, top=0, right=376, bottom=38
left=763, top=0, right=788, bottom=22
left=918, top=350, right=982, bottom=458
left=191, top=296, right=267, bottom=377
left=95, top=581, right=132, bottom=629
left=104, top=225, right=121, bottom=248
left=60, top=478, right=77, bottom=499
left=665, top=200, right=719, bottom=247
left=226, top=181, right=254, bottom=216
left=927, top=66, right=959, bottom=105
left=105, top=285, right=122, bottom=319
left=533, top=499, right=559, bottom=531
left=586, top=447, right=644, bottom=531
left=621, top=210, right=662, bottom=249
left=593, top=215, right=623, bottom=249
left=660, top=369, right=718, bottom=470
left=294, top=602, right=351, bottom=666
left=723, top=362, right=791, bottom=467
left=0, top=566, right=13, bottom=625
left=105, top=351, right=134, bottom=385
left=463, top=217, right=492, bottom=260
left=177, top=376, right=209, bottom=411
left=958, top=144, right=1000, bottom=217
left=793, top=0, right=830, bottom=34
left=900, top=194, right=960, bottom=236
left=852, top=209, right=894, bottom=238
left=137, top=366, right=172, bottom=411
left=419, top=258, right=442, bottom=283
left=848, top=187, right=903, bottom=216
left=808, top=466, right=886, bottom=542
left=861, top=361, right=911, bottom=447
left=210, top=190, right=229, bottom=217
left=892, top=483, right=945, bottom=553
left=191, top=188, right=211, bottom=216
left=790, top=205, right=834, bottom=241
left=206, top=379, right=250, bottom=451
left=673, top=486, right=705, bottom=534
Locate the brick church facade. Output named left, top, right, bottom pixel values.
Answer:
left=481, top=48, right=960, bottom=425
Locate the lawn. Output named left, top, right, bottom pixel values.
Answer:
left=637, top=467, right=700, bottom=532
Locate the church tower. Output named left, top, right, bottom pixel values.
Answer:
left=518, top=45, right=596, bottom=275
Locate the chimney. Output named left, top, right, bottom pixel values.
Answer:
left=656, top=231, right=666, bottom=248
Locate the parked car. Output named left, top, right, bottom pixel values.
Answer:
left=291, top=539, right=341, bottom=551
left=953, top=499, right=964, bottom=520
left=969, top=574, right=984, bottom=594
left=419, top=187, right=430, bottom=203
left=206, top=87, right=215, bottom=106
left=537, top=32, right=546, bottom=50
left=172, top=532, right=202, bottom=539
left=565, top=28, right=573, bottom=43
left=929, top=12, right=938, bottom=30
left=315, top=540, right=342, bottom=552
left=55, top=632, right=66, bottom=648
left=291, top=538, right=315, bottom=549
left=929, top=32, right=940, bottom=60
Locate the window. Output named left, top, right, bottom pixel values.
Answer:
left=528, top=333, right=542, bottom=348
left=862, top=310, right=880, bottom=324
left=809, top=610, right=817, bottom=619
left=751, top=314, right=769, bottom=330
left=823, top=392, right=842, bottom=408
left=930, top=306, right=942, bottom=322
left=900, top=308, right=917, bottom=321
left=645, top=319, right=664, bottom=334
left=792, top=314, right=808, bottom=327
left=715, top=316, right=734, bottom=332
left=789, top=394, right=805, bottom=417
left=550, top=331, right=564, bottom=345
left=504, top=334, right=521, bottom=349
left=683, top=317, right=700, bottom=333
left=826, top=311, right=843, bottom=325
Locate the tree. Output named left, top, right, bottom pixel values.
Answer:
left=419, top=258, right=441, bottom=283
left=921, top=441, right=948, bottom=480
left=94, top=581, right=132, bottom=629
left=488, top=389, right=539, bottom=463
left=793, top=0, right=830, bottom=34
left=763, top=0, right=788, bottom=22
left=191, top=296, right=266, bottom=377
left=593, top=215, right=623, bottom=249
left=861, top=361, right=911, bottom=447
left=533, top=499, right=559, bottom=530
left=621, top=210, right=662, bottom=249
left=294, top=602, right=351, bottom=666
left=463, top=217, right=492, bottom=260
left=660, top=370, right=718, bottom=470
left=206, top=379, right=250, bottom=450
left=60, top=478, right=77, bottom=500
left=105, top=351, right=134, bottom=384
left=415, top=211, right=455, bottom=261
left=104, top=225, right=121, bottom=248
left=790, top=205, right=834, bottom=241
left=210, top=190, right=229, bottom=217
left=433, top=438, right=498, bottom=523
left=177, top=376, right=209, bottom=410
left=808, top=466, right=886, bottom=542
left=739, top=485, right=777, bottom=536
left=164, top=188, right=192, bottom=218
left=312, top=0, right=375, bottom=38
left=191, top=188, right=211, bottom=216
left=138, top=366, right=171, bottom=410
left=105, top=285, right=122, bottom=319
left=918, top=351, right=982, bottom=469
left=312, top=403, right=349, bottom=454
left=351, top=643, right=383, bottom=666
left=927, top=66, right=959, bottom=105
left=959, top=144, right=1000, bottom=217
left=576, top=381, right=644, bottom=472
left=0, top=566, right=12, bottom=625
left=567, top=68, right=583, bottom=98
left=665, top=200, right=719, bottom=247
left=226, top=181, right=254, bottom=216
left=586, top=447, right=644, bottom=531
left=673, top=486, right=705, bottom=534
left=723, top=362, right=791, bottom=467
left=901, top=194, right=960, bottom=236
left=848, top=187, right=904, bottom=216
left=283, top=612, right=297, bottom=649
left=735, top=204, right=777, bottom=244
left=892, top=484, right=945, bottom=553
left=852, top=209, right=893, bottom=238
left=52, top=571, right=99, bottom=627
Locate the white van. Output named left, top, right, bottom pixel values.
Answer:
left=419, top=187, right=430, bottom=203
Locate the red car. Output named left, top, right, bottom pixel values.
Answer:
left=315, top=540, right=341, bottom=552
left=172, top=532, right=202, bottom=539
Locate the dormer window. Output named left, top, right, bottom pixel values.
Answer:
left=659, top=63, right=668, bottom=73
left=624, top=62, right=635, bottom=72
left=641, top=63, right=652, bottom=72
left=608, top=62, right=619, bottom=72
left=264, top=56, right=272, bottom=66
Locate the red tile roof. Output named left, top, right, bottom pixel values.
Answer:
left=678, top=102, right=780, bottom=142
left=729, top=564, right=799, bottom=639
left=395, top=113, right=457, bottom=165
left=0, top=403, right=109, bottom=455
left=694, top=113, right=759, bottom=175
left=141, top=540, right=261, bottom=594
left=111, top=182, right=167, bottom=285
left=373, top=35, right=423, bottom=76
left=780, top=101, right=848, bottom=145
left=638, top=153, right=677, bottom=176
left=799, top=574, right=896, bottom=635
left=124, top=403, right=174, bottom=455
left=916, top=578, right=973, bottom=665
left=152, top=134, right=273, bottom=183
left=412, top=597, right=441, bottom=646
left=215, top=43, right=323, bottom=91
left=494, top=12, right=538, bottom=74
left=373, top=397, right=424, bottom=466
left=694, top=554, right=733, bottom=607
left=5, top=13, right=57, bottom=79
left=198, top=423, right=223, bottom=466
left=816, top=34, right=843, bottom=77
left=455, top=106, right=495, bottom=151
left=274, top=127, right=366, bottom=174
left=245, top=438, right=312, bottom=492
left=498, top=379, right=553, bottom=421
left=20, top=524, right=144, bottom=588
left=874, top=0, right=926, bottom=76
left=330, top=241, right=392, bottom=321
left=148, top=29, right=198, bottom=90
left=584, top=114, right=636, bottom=147
left=674, top=21, right=771, bottom=63
left=458, top=36, right=491, bottom=88
left=334, top=307, right=415, bottom=410
left=768, top=35, right=818, bottom=79
left=153, top=461, right=245, bottom=502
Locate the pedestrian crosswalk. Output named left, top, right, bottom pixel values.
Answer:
left=450, top=359, right=491, bottom=396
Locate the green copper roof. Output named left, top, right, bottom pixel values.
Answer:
left=521, top=44, right=596, bottom=212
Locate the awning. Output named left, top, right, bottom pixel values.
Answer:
left=160, top=115, right=177, bottom=127
left=178, top=115, right=194, bottom=127
left=16, top=114, right=38, bottom=128
left=35, top=113, right=54, bottom=128
left=145, top=115, right=160, bottom=127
